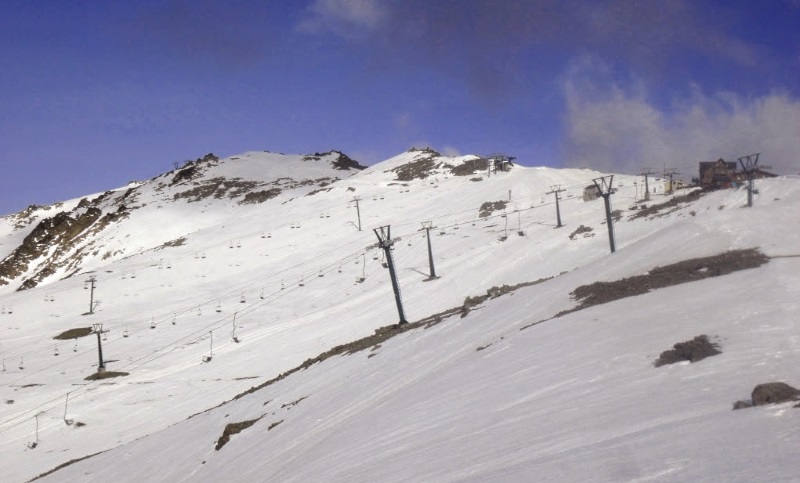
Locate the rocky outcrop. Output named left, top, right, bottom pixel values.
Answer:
left=170, top=153, right=220, bottom=186
left=451, top=157, right=489, bottom=176
left=303, top=151, right=366, bottom=171
left=0, top=193, right=133, bottom=290
left=478, top=200, right=508, bottom=218
left=0, top=208, right=102, bottom=288
left=330, top=151, right=366, bottom=170
left=733, top=382, right=800, bottom=410
left=385, top=148, right=442, bottom=181
left=654, top=335, right=721, bottom=367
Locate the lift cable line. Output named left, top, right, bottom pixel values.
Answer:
left=3, top=278, right=293, bottom=394
left=10, top=182, right=587, bottom=338
left=2, top=246, right=367, bottom=427
left=0, top=276, right=316, bottom=433
left=373, top=225, right=407, bottom=325
left=2, top=175, right=599, bottom=311
left=0, top=182, right=588, bottom=366
left=0, top=175, right=629, bottom=433
left=3, top=180, right=630, bottom=380
left=0, top=174, right=614, bottom=379
left=0, top=242, right=373, bottom=366
left=592, top=175, right=617, bottom=254
left=4, top=253, right=318, bottom=385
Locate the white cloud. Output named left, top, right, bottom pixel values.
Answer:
left=440, top=145, right=462, bottom=157
left=563, top=61, right=800, bottom=176
left=394, top=112, right=412, bottom=129
left=297, top=0, right=386, bottom=38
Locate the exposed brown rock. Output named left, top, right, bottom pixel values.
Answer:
left=84, top=371, right=129, bottom=381
left=392, top=156, right=439, bottom=181
left=629, top=190, right=703, bottom=220
left=53, top=327, right=94, bottom=340
left=733, top=382, right=800, bottom=410
left=451, top=157, right=489, bottom=176
left=0, top=207, right=104, bottom=288
left=215, top=418, right=261, bottom=450
left=654, top=335, right=721, bottom=367
left=568, top=225, right=594, bottom=240
left=564, top=249, right=769, bottom=314
left=240, top=188, right=282, bottom=204
left=478, top=200, right=508, bottom=218
left=751, top=382, right=800, bottom=406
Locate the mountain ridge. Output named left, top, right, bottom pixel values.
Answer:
left=0, top=150, right=367, bottom=291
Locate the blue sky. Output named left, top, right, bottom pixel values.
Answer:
left=1, top=0, right=799, bottom=215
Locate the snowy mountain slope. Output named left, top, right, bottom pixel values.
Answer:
left=0, top=150, right=363, bottom=291
left=42, top=262, right=799, bottom=483
left=0, top=148, right=798, bottom=482
left=36, top=181, right=800, bottom=483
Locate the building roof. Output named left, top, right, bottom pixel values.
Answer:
left=699, top=159, right=737, bottom=171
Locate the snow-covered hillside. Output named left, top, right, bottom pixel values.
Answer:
left=0, top=150, right=364, bottom=291
left=1, top=148, right=798, bottom=482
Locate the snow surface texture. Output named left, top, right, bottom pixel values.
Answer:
left=0, top=149, right=798, bottom=482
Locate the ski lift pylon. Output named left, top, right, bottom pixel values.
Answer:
left=202, top=331, right=214, bottom=362
left=232, top=313, right=240, bottom=343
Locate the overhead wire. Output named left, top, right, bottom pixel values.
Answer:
left=0, top=169, right=648, bottom=434
left=0, top=178, right=589, bottom=366
left=0, top=173, right=615, bottom=367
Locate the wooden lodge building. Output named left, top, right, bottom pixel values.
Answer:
left=699, top=159, right=738, bottom=190
left=699, top=158, right=776, bottom=190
